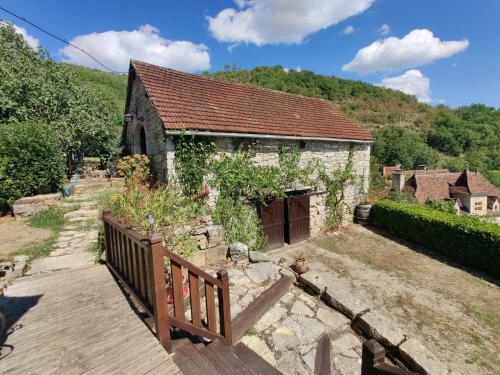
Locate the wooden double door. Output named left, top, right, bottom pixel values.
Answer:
left=257, top=194, right=310, bottom=251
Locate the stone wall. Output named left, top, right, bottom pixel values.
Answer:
left=13, top=192, right=63, bottom=218
left=125, top=77, right=371, bottom=235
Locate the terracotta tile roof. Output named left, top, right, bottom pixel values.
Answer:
left=402, top=169, right=500, bottom=203
left=130, top=60, right=372, bottom=142
left=463, top=170, right=500, bottom=198
left=403, top=172, right=461, bottom=203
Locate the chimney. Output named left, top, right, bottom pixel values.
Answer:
left=392, top=170, right=406, bottom=192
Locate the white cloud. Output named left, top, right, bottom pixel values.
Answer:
left=207, top=0, right=374, bottom=46
left=341, top=25, right=356, bottom=35
left=378, top=24, right=390, bottom=36
left=343, top=29, right=469, bottom=74
left=377, top=69, right=431, bottom=103
left=60, top=24, right=210, bottom=73
left=1, top=22, right=39, bottom=48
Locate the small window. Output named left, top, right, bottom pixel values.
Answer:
left=474, top=201, right=483, bottom=211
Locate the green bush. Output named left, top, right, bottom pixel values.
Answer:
left=0, top=121, right=65, bottom=209
left=371, top=200, right=500, bottom=277
left=212, top=197, right=265, bottom=251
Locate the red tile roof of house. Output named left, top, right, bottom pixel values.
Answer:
left=404, top=172, right=461, bottom=203
left=402, top=169, right=500, bottom=203
left=129, top=60, right=372, bottom=142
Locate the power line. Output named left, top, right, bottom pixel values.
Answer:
left=0, top=5, right=123, bottom=73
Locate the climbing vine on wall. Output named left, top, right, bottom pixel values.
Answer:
left=316, top=146, right=358, bottom=230
left=173, top=134, right=216, bottom=196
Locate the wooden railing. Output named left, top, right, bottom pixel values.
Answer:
left=102, top=210, right=232, bottom=350
left=362, top=340, right=419, bottom=375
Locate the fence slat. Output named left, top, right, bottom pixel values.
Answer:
left=217, top=269, right=232, bottom=345
left=171, top=261, right=185, bottom=320
left=143, top=241, right=154, bottom=309
left=188, top=271, right=202, bottom=327
left=137, top=244, right=147, bottom=301
left=205, top=281, right=216, bottom=332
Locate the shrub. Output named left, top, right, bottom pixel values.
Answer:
left=116, top=155, right=152, bottom=187
left=424, top=198, right=457, bottom=214
left=371, top=200, right=500, bottom=277
left=0, top=121, right=65, bottom=209
left=102, top=184, right=203, bottom=258
left=212, top=197, right=265, bottom=251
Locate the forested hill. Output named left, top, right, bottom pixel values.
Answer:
left=206, top=65, right=430, bottom=131
left=64, top=63, right=499, bottom=186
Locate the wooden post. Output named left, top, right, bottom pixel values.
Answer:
left=102, top=209, right=111, bottom=264
left=217, top=269, right=232, bottom=345
left=149, top=235, right=171, bottom=351
left=362, top=339, right=386, bottom=375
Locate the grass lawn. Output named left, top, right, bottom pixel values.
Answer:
left=9, top=209, right=67, bottom=261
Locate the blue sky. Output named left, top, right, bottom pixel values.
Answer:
left=1, top=0, right=499, bottom=107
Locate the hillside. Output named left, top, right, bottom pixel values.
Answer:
left=206, top=65, right=432, bottom=132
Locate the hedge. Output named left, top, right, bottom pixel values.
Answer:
left=371, top=199, right=500, bottom=277
left=0, top=121, right=65, bottom=210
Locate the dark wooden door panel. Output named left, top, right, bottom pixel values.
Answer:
left=287, top=195, right=310, bottom=244
left=258, top=199, right=284, bottom=251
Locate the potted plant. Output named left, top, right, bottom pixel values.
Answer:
left=293, top=252, right=309, bottom=274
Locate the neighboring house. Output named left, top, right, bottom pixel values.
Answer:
left=123, top=60, right=372, bottom=247
left=392, top=168, right=500, bottom=216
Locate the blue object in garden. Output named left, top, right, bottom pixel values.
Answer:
left=64, top=173, right=80, bottom=196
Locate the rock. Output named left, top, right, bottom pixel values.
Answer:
left=191, top=225, right=207, bottom=236
left=398, top=337, right=449, bottom=375
left=240, top=335, right=277, bottom=366
left=228, top=242, right=248, bottom=261
left=355, top=310, right=406, bottom=347
left=206, top=225, right=225, bottom=247
left=331, top=333, right=361, bottom=354
left=12, top=192, right=62, bottom=218
left=301, top=348, right=317, bottom=372
left=254, top=305, right=287, bottom=332
left=279, top=267, right=297, bottom=281
left=322, top=285, right=372, bottom=321
left=272, top=326, right=300, bottom=351
left=275, top=350, right=310, bottom=375
left=193, top=234, right=208, bottom=250
left=248, top=251, right=270, bottom=263
left=281, top=315, right=325, bottom=346
left=290, top=300, right=314, bottom=317
left=333, top=349, right=362, bottom=375
left=316, top=308, right=350, bottom=330
left=245, top=262, right=280, bottom=284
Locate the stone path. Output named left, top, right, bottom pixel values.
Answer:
left=27, top=178, right=120, bottom=275
left=206, top=258, right=364, bottom=375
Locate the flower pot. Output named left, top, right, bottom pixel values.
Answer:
left=354, top=204, right=372, bottom=225
left=294, top=260, right=309, bottom=275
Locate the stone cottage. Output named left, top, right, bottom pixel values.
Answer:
left=392, top=168, right=500, bottom=216
left=123, top=60, right=372, bottom=248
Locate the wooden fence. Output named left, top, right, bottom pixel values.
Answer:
left=361, top=340, right=419, bottom=375
left=102, top=210, right=232, bottom=350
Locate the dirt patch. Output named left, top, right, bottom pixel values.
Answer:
left=0, top=216, right=52, bottom=258
left=278, top=224, right=499, bottom=375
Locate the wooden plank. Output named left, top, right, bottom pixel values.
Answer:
left=171, top=339, right=219, bottom=375
left=168, top=316, right=224, bottom=342
left=194, top=343, right=233, bottom=375
left=143, top=241, right=154, bottom=309
left=258, top=199, right=285, bottom=251
left=206, top=339, right=247, bottom=375
left=314, top=333, right=331, bottom=375
left=205, top=281, right=217, bottom=333
left=189, top=271, right=202, bottom=327
left=137, top=243, right=147, bottom=302
left=171, top=261, right=185, bottom=321
left=232, top=275, right=291, bottom=342
left=217, top=269, right=232, bottom=345
left=150, top=237, right=171, bottom=350
left=233, top=342, right=283, bottom=375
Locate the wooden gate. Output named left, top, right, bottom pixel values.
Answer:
left=286, top=195, right=310, bottom=244
left=258, top=199, right=285, bottom=251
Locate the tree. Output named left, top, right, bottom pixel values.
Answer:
left=0, top=22, right=118, bottom=165
left=372, top=125, right=439, bottom=169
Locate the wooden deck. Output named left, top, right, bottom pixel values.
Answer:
left=0, top=265, right=181, bottom=374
